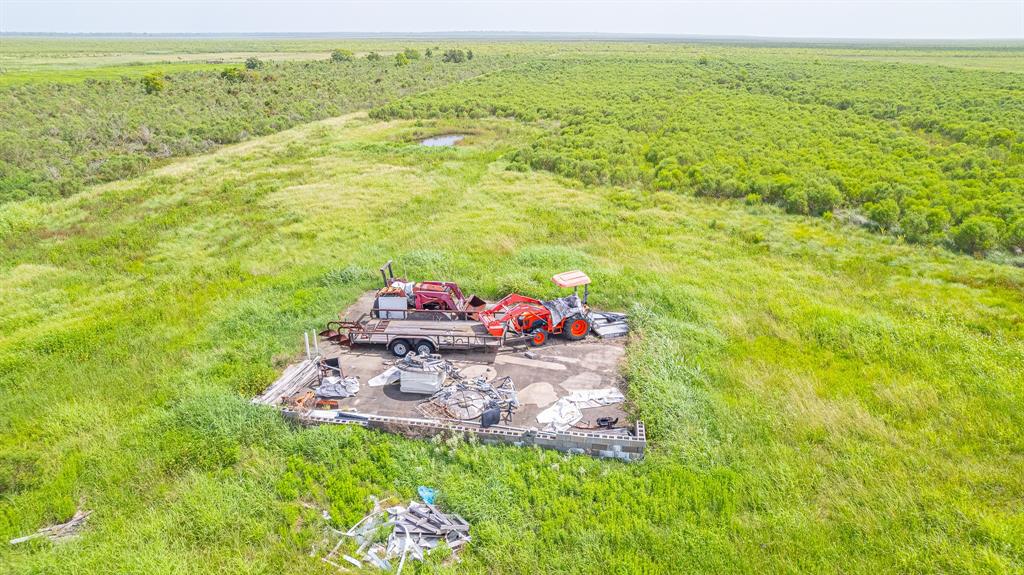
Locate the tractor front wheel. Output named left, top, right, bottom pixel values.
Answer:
left=528, top=328, right=549, bottom=347
left=564, top=315, right=590, bottom=341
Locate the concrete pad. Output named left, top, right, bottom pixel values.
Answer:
left=493, top=354, right=568, bottom=371
left=557, top=372, right=606, bottom=392
left=582, top=346, right=627, bottom=370
left=541, top=354, right=580, bottom=365
left=459, top=365, right=497, bottom=380
left=518, top=382, right=560, bottom=408
left=270, top=291, right=631, bottom=429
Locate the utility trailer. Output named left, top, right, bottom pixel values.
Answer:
left=326, top=315, right=502, bottom=357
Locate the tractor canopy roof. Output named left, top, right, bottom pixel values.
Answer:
left=552, top=270, right=590, bottom=288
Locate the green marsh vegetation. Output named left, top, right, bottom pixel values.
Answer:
left=0, top=39, right=1023, bottom=573
left=0, top=39, right=512, bottom=203
left=374, top=48, right=1024, bottom=257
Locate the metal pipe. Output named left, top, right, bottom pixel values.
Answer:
left=304, top=332, right=311, bottom=359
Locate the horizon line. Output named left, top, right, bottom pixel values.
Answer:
left=2, top=31, right=1023, bottom=43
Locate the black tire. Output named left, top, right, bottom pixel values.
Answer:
left=563, top=315, right=590, bottom=341
left=528, top=328, right=548, bottom=347
left=389, top=339, right=412, bottom=357
left=415, top=340, right=436, bottom=356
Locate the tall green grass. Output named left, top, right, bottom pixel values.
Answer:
left=1, top=114, right=1022, bottom=573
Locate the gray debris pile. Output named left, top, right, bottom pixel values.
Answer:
left=316, top=376, right=361, bottom=399
left=325, top=501, right=470, bottom=573
left=9, top=509, right=92, bottom=545
left=418, top=375, right=519, bottom=424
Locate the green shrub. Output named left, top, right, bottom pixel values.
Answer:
left=365, top=51, right=382, bottom=61
left=442, top=49, right=467, bottom=63
left=952, top=215, right=1001, bottom=254
left=220, top=67, right=246, bottom=83
left=803, top=178, right=843, bottom=216
left=394, top=53, right=410, bottom=67
left=403, top=48, right=421, bottom=60
left=783, top=188, right=809, bottom=215
left=866, top=198, right=900, bottom=230
left=244, top=57, right=263, bottom=70
left=900, top=208, right=930, bottom=243
left=1004, top=217, right=1024, bottom=252
left=330, top=49, right=353, bottom=63
left=141, top=70, right=165, bottom=94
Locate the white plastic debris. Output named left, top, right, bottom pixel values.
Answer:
left=368, top=366, right=401, bottom=387
left=536, top=387, right=626, bottom=432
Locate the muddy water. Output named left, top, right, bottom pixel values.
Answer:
left=420, top=134, right=465, bottom=147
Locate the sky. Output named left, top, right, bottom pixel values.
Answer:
left=1, top=1, right=1022, bottom=39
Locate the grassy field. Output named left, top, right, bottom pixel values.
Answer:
left=1, top=38, right=1023, bottom=574
left=2, top=111, right=1023, bottom=573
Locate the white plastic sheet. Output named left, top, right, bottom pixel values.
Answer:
left=535, top=387, right=625, bottom=431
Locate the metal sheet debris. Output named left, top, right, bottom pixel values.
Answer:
left=590, top=311, right=629, bottom=338
left=323, top=499, right=471, bottom=573
left=418, top=375, right=519, bottom=422
left=253, top=359, right=319, bottom=405
left=368, top=366, right=401, bottom=387
left=9, top=509, right=92, bottom=545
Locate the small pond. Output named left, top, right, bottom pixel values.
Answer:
left=420, top=134, right=466, bottom=147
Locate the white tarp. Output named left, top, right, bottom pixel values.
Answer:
left=535, top=387, right=625, bottom=431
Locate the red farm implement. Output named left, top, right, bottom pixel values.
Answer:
left=374, top=260, right=486, bottom=319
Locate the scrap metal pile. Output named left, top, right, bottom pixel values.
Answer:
left=324, top=500, right=471, bottom=573
left=417, top=374, right=519, bottom=424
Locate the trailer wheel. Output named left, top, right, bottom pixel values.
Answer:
left=389, top=339, right=412, bottom=357
left=528, top=328, right=548, bottom=347
left=414, top=340, right=436, bottom=356
left=564, top=315, right=590, bottom=341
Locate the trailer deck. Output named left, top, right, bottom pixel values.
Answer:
left=346, top=316, right=501, bottom=351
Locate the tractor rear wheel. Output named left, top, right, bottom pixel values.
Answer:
left=564, top=315, right=590, bottom=341
left=528, top=328, right=549, bottom=347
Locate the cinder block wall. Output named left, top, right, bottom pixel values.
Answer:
left=287, top=410, right=646, bottom=460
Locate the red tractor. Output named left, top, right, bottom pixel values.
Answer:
left=478, top=270, right=593, bottom=347
left=375, top=261, right=486, bottom=318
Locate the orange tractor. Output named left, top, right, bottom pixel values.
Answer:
left=478, top=270, right=593, bottom=347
